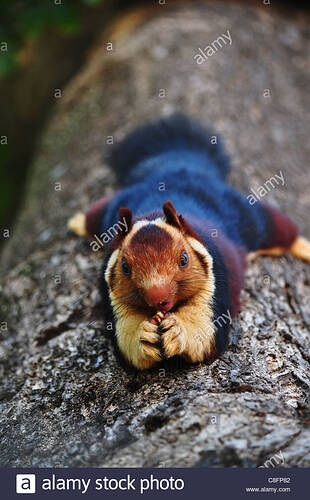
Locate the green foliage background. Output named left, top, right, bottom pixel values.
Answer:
left=0, top=0, right=111, bottom=243
left=0, top=0, right=103, bottom=77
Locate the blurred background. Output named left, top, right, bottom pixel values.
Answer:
left=0, top=0, right=309, bottom=258
left=0, top=0, right=138, bottom=251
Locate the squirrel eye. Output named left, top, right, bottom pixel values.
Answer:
left=121, top=257, right=131, bottom=276
left=180, top=251, right=189, bottom=268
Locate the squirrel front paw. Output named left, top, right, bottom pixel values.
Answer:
left=158, top=313, right=187, bottom=358
left=136, top=319, right=162, bottom=369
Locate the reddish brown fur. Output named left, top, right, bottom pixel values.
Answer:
left=109, top=217, right=209, bottom=318
left=102, top=202, right=218, bottom=369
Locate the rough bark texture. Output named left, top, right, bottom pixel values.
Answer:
left=0, top=1, right=309, bottom=467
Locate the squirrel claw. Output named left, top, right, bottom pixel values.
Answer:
left=159, top=314, right=187, bottom=358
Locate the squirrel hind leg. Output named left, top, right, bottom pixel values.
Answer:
left=67, top=212, right=88, bottom=237
left=247, top=236, right=310, bottom=264
left=247, top=246, right=287, bottom=262
left=290, top=236, right=310, bottom=264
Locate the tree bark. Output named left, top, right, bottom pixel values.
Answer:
left=1, top=0, right=309, bottom=467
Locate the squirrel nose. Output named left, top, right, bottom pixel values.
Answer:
left=144, top=284, right=171, bottom=309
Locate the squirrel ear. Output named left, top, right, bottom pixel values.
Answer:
left=163, top=201, right=182, bottom=230
left=119, top=207, right=133, bottom=238
left=163, top=201, right=197, bottom=238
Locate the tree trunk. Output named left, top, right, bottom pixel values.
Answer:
left=1, top=0, right=309, bottom=467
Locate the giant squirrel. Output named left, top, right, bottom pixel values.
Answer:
left=68, top=114, right=310, bottom=370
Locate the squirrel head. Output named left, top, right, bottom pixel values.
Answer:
left=105, top=201, right=214, bottom=316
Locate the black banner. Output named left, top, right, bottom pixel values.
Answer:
left=0, top=468, right=307, bottom=499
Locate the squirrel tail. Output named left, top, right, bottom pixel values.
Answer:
left=106, top=113, right=230, bottom=185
